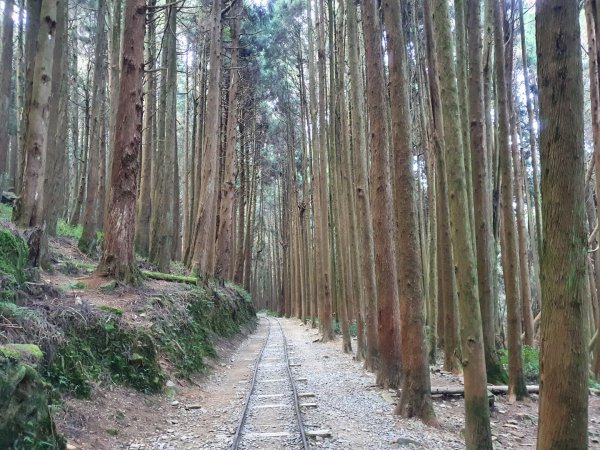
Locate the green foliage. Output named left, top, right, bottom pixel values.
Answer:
left=56, top=220, right=82, bottom=240
left=0, top=204, right=12, bottom=220
left=66, top=280, right=86, bottom=289
left=332, top=320, right=358, bottom=337
left=499, top=345, right=539, bottom=382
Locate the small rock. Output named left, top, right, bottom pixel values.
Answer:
left=186, top=404, right=202, bottom=410
left=170, top=401, right=179, bottom=406
left=165, top=380, right=176, bottom=388
left=391, top=437, right=422, bottom=447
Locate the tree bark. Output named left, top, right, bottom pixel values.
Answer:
left=383, top=0, right=436, bottom=424
left=493, top=0, right=528, bottom=401
left=215, top=0, right=242, bottom=279
left=191, top=0, right=222, bottom=277
left=14, top=0, right=57, bottom=231
left=430, top=0, right=493, bottom=446
left=97, top=0, right=145, bottom=284
left=79, top=0, right=107, bottom=253
left=536, top=0, right=589, bottom=447
left=360, top=0, right=402, bottom=389
left=0, top=0, right=15, bottom=179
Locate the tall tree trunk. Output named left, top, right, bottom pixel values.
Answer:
left=0, top=0, right=15, bottom=180
left=360, top=0, right=402, bottom=389
left=79, top=0, right=107, bottom=253
left=16, top=0, right=41, bottom=196
left=383, top=0, right=436, bottom=423
left=192, top=0, right=222, bottom=277
left=215, top=0, right=241, bottom=279
left=134, top=0, right=155, bottom=256
left=424, top=0, right=461, bottom=373
left=43, top=0, right=67, bottom=235
left=536, top=0, right=589, bottom=447
left=493, top=0, right=528, bottom=401
left=97, top=0, right=145, bottom=283
left=14, top=0, right=57, bottom=232
left=466, top=0, right=505, bottom=384
left=519, top=0, right=542, bottom=255
left=431, top=0, right=493, bottom=446
left=346, top=0, right=378, bottom=370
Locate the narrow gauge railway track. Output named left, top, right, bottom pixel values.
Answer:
left=231, top=316, right=309, bottom=450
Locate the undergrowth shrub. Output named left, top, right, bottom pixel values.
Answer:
left=499, top=345, right=539, bottom=382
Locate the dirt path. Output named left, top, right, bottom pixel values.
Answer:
left=63, top=317, right=600, bottom=449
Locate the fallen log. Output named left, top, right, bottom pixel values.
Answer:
left=141, top=270, right=198, bottom=285
left=430, top=385, right=540, bottom=396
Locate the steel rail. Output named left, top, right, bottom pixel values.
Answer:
left=275, top=317, right=309, bottom=450
left=230, top=316, right=309, bottom=450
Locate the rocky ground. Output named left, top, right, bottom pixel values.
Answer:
left=60, top=316, right=600, bottom=449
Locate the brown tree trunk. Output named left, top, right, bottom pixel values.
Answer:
left=360, top=0, right=402, bottom=389
left=14, top=0, right=57, bottom=231
left=383, top=0, right=436, bottom=423
left=493, top=0, right=528, bottom=401
left=0, top=0, right=15, bottom=179
left=192, top=0, right=222, bottom=277
left=215, top=0, right=241, bottom=279
left=466, top=0, right=505, bottom=384
left=97, top=0, right=145, bottom=284
left=536, top=0, right=589, bottom=447
left=134, top=0, right=155, bottom=256
left=79, top=0, right=107, bottom=253
left=431, top=0, right=493, bottom=446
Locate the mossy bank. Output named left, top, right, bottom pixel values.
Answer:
left=0, top=225, right=256, bottom=448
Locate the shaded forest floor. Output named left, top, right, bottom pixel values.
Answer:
left=67, top=315, right=600, bottom=449
left=1, top=206, right=599, bottom=449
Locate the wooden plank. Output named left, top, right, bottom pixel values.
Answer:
left=300, top=403, right=318, bottom=408
left=244, top=432, right=293, bottom=438
left=254, top=403, right=289, bottom=409
left=298, top=392, right=315, bottom=398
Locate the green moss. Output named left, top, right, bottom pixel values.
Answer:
left=0, top=356, right=66, bottom=450
left=7, top=277, right=255, bottom=402
left=142, top=270, right=197, bottom=285
left=0, top=344, right=44, bottom=361
left=44, top=317, right=164, bottom=398
left=97, top=305, right=123, bottom=315
left=99, top=280, right=119, bottom=292
left=0, top=229, right=28, bottom=299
